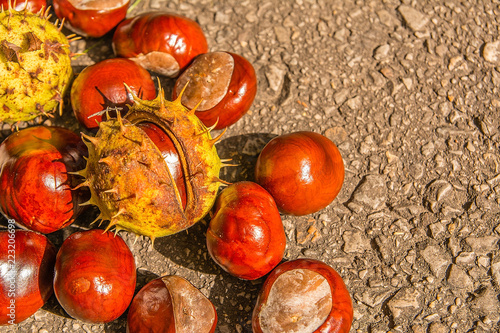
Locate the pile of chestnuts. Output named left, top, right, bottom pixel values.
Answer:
left=0, top=0, right=353, bottom=332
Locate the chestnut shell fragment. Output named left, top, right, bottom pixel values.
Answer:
left=127, top=275, right=217, bottom=333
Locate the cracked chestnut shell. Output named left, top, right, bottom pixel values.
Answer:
left=255, top=131, right=344, bottom=216
left=0, top=0, right=46, bottom=12
left=127, top=275, right=217, bottom=333
left=71, top=58, right=156, bottom=130
left=112, top=12, right=208, bottom=77
left=173, top=51, right=257, bottom=130
left=252, top=258, right=353, bottom=333
left=206, top=181, right=286, bottom=280
left=0, top=126, right=87, bottom=233
left=0, top=230, right=56, bottom=325
left=53, top=229, right=136, bottom=323
left=53, top=0, right=131, bottom=38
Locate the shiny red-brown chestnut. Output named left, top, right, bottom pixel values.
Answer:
left=137, top=122, right=187, bottom=208
left=71, top=58, right=156, bottom=129
left=206, top=181, right=286, bottom=280
left=53, top=230, right=136, bottom=323
left=255, top=131, right=344, bottom=216
left=52, top=0, right=131, bottom=38
left=0, top=0, right=46, bottom=12
left=112, top=12, right=208, bottom=77
left=127, top=275, right=217, bottom=333
left=0, top=230, right=56, bottom=325
left=0, top=126, right=88, bottom=234
left=172, top=52, right=257, bottom=130
left=252, top=258, right=353, bottom=333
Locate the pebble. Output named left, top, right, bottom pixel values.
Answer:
left=374, top=44, right=391, bottom=60
left=265, top=64, right=286, bottom=93
left=471, top=287, right=499, bottom=316
left=387, top=288, right=421, bottom=322
left=465, top=236, right=499, bottom=255
left=350, top=175, right=387, bottom=210
left=455, top=252, right=476, bottom=265
left=421, top=244, right=450, bottom=280
left=483, top=41, right=500, bottom=63
left=447, top=264, right=473, bottom=291
left=342, top=230, right=371, bottom=253
left=398, top=5, right=429, bottom=32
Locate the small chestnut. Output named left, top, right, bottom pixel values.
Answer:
left=0, top=126, right=88, bottom=233
left=252, top=258, right=353, bottom=333
left=255, top=131, right=344, bottom=216
left=127, top=275, right=217, bottom=333
left=206, top=181, right=286, bottom=280
left=71, top=58, right=156, bottom=130
left=137, top=122, right=187, bottom=208
left=0, top=230, right=56, bottom=325
left=52, top=0, right=131, bottom=38
left=53, top=229, right=136, bottom=323
left=172, top=51, right=257, bottom=129
left=0, top=0, right=46, bottom=12
left=112, top=12, right=208, bottom=77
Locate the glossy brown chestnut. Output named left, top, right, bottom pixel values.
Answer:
left=137, top=122, right=187, bottom=208
left=0, top=0, right=46, bottom=12
left=172, top=52, right=257, bottom=129
left=112, top=12, right=208, bottom=77
left=255, top=131, right=344, bottom=216
left=0, top=230, right=56, bottom=325
left=0, top=126, right=88, bottom=234
left=206, top=181, right=286, bottom=280
left=53, top=0, right=131, bottom=38
left=252, top=258, right=353, bottom=333
left=53, top=229, right=136, bottom=323
left=127, top=275, right=217, bottom=333
left=71, top=58, right=156, bottom=130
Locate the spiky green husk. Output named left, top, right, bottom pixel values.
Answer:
left=79, top=89, right=223, bottom=242
left=0, top=8, right=73, bottom=123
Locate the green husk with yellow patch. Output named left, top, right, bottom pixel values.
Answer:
left=0, top=7, right=73, bottom=124
left=77, top=87, right=226, bottom=243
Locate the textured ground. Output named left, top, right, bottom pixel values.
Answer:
left=2, top=0, right=500, bottom=332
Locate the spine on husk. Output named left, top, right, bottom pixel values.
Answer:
left=76, top=86, right=227, bottom=242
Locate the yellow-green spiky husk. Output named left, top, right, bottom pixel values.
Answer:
left=80, top=89, right=222, bottom=242
left=0, top=7, right=73, bottom=123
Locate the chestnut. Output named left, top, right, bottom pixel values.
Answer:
left=53, top=229, right=136, bottom=323
left=0, top=230, right=56, bottom=325
left=252, top=258, right=353, bottom=333
left=52, top=0, right=131, bottom=38
left=71, top=58, right=156, bottom=130
left=112, top=12, right=208, bottom=77
left=172, top=52, right=257, bottom=130
left=137, top=122, right=187, bottom=208
left=0, top=126, right=88, bottom=234
left=0, top=0, right=46, bottom=12
left=255, top=131, right=344, bottom=216
left=127, top=275, right=217, bottom=333
left=206, top=181, right=286, bottom=280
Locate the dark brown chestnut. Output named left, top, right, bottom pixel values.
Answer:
left=206, top=181, right=286, bottom=280
left=71, top=58, right=156, bottom=130
left=127, top=275, right=217, bottom=333
left=52, top=0, right=131, bottom=38
left=0, top=126, right=88, bottom=233
left=0, top=230, right=56, bottom=325
left=252, top=258, right=353, bottom=333
left=255, top=131, right=344, bottom=216
left=53, top=229, right=136, bottom=323
left=0, top=0, right=46, bottom=12
left=172, top=51, right=257, bottom=129
left=112, top=12, right=208, bottom=77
